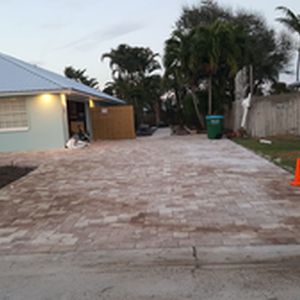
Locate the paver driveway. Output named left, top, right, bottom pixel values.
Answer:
left=0, top=131, right=300, bottom=254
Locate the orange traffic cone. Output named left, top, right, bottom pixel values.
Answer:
left=290, top=158, right=300, bottom=186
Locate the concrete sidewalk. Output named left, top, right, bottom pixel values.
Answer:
left=1, top=246, right=300, bottom=299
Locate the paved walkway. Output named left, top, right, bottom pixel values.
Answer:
left=0, top=132, right=300, bottom=254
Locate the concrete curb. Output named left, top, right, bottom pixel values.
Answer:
left=1, top=245, right=300, bottom=275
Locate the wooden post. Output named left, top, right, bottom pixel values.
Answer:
left=208, top=75, right=212, bottom=115
left=249, top=65, right=254, bottom=95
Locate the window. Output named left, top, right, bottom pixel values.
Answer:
left=0, top=98, right=29, bottom=132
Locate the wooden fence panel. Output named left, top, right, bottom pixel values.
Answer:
left=91, top=105, right=136, bottom=140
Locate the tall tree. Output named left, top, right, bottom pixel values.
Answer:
left=192, top=21, right=242, bottom=114
left=102, top=44, right=160, bottom=81
left=276, top=6, right=300, bottom=82
left=176, top=0, right=231, bottom=31
left=163, top=0, right=293, bottom=131
left=164, top=20, right=243, bottom=127
left=102, top=44, right=161, bottom=126
left=64, top=66, right=99, bottom=88
left=164, top=31, right=188, bottom=126
left=176, top=1, right=293, bottom=94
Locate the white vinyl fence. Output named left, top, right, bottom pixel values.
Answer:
left=228, top=93, right=300, bottom=137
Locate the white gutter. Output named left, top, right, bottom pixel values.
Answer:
left=0, top=89, right=124, bottom=104
left=0, top=89, right=71, bottom=98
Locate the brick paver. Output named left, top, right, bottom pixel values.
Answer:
left=0, top=131, right=300, bottom=254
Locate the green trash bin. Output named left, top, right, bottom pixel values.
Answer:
left=206, top=115, right=224, bottom=139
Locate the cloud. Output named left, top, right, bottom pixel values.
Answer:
left=101, top=22, right=145, bottom=41
left=41, top=22, right=67, bottom=30
left=57, top=21, right=147, bottom=52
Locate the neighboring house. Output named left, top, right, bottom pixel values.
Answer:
left=0, top=53, right=124, bottom=152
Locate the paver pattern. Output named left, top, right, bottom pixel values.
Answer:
left=0, top=131, right=300, bottom=254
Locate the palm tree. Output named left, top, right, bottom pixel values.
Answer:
left=276, top=6, right=300, bottom=82
left=64, top=66, right=98, bottom=88
left=164, top=30, right=192, bottom=126
left=164, top=19, right=240, bottom=128
left=101, top=44, right=134, bottom=80
left=191, top=23, right=220, bottom=116
left=194, top=21, right=241, bottom=115
left=102, top=44, right=160, bottom=81
left=164, top=29, right=206, bottom=127
left=102, top=44, right=161, bottom=126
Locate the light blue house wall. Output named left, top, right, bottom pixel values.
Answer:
left=0, top=52, right=124, bottom=153
left=0, top=94, right=69, bottom=152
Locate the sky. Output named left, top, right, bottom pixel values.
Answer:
left=1, top=0, right=300, bottom=88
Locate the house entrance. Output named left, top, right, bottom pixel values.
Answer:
left=66, top=100, right=87, bottom=137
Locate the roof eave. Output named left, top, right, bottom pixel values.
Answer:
left=69, top=88, right=125, bottom=105
left=0, top=88, right=125, bottom=105
left=0, top=89, right=69, bottom=98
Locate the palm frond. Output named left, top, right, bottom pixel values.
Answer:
left=276, top=6, right=300, bottom=33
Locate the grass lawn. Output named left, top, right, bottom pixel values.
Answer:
left=233, top=135, right=300, bottom=172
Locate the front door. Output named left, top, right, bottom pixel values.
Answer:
left=67, top=101, right=86, bottom=136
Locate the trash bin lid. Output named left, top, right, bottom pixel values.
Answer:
left=206, top=115, right=224, bottom=120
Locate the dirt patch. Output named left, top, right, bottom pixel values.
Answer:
left=0, top=166, right=36, bottom=189
left=129, top=214, right=259, bottom=234
left=283, top=217, right=300, bottom=226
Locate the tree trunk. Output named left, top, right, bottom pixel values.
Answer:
left=134, top=98, right=143, bottom=127
left=188, top=87, right=205, bottom=129
left=297, top=48, right=300, bottom=83
left=249, top=65, right=254, bottom=95
left=208, top=75, right=212, bottom=115
left=175, top=89, right=184, bottom=127
left=154, top=100, right=161, bottom=126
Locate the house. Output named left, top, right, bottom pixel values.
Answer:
left=0, top=53, right=124, bottom=152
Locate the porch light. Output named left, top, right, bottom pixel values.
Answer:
left=61, top=94, right=67, bottom=107
left=40, top=94, right=53, bottom=104
left=89, top=99, right=95, bottom=108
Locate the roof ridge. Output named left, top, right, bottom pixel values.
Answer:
left=0, top=53, right=64, bottom=90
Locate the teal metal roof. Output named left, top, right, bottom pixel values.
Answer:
left=0, top=53, right=124, bottom=104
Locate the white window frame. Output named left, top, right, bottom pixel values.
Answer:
left=0, top=98, right=29, bottom=133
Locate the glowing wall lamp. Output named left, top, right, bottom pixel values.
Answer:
left=89, top=99, right=95, bottom=108
left=61, top=94, right=67, bottom=107
left=40, top=94, right=53, bottom=104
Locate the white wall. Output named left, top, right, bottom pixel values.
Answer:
left=0, top=94, right=69, bottom=152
